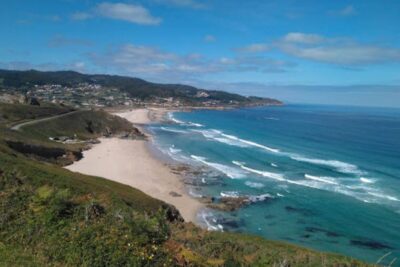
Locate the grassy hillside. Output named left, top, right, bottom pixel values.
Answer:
left=0, top=102, right=74, bottom=127
left=0, top=103, right=372, bottom=266
left=20, top=109, right=141, bottom=141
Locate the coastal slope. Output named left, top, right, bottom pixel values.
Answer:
left=0, top=103, right=371, bottom=266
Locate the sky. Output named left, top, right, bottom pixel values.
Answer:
left=1, top=0, right=400, bottom=107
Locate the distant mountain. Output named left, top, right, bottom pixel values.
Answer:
left=0, top=69, right=282, bottom=106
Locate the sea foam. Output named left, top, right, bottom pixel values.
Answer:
left=232, top=161, right=285, bottom=181
left=199, top=210, right=223, bottom=231
left=360, top=177, right=375, bottom=184
left=160, top=127, right=188, bottom=134
left=304, top=174, right=339, bottom=185
left=168, top=145, right=182, bottom=154
left=192, top=129, right=279, bottom=153
left=167, top=112, right=184, bottom=124
left=220, top=191, right=240, bottom=198
left=168, top=112, right=203, bottom=127
left=290, top=155, right=366, bottom=176
left=191, top=155, right=246, bottom=179
left=220, top=132, right=280, bottom=153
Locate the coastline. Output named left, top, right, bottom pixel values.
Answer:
left=65, top=108, right=204, bottom=223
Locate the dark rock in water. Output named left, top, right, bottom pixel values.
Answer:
left=207, top=193, right=273, bottom=212
left=285, top=206, right=316, bottom=216
left=207, top=197, right=249, bottom=212
left=305, top=227, right=341, bottom=238
left=301, top=234, right=311, bottom=239
left=215, top=217, right=245, bottom=230
left=350, top=239, right=393, bottom=250
left=199, top=196, right=215, bottom=204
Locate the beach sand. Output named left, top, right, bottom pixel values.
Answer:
left=65, top=108, right=203, bottom=222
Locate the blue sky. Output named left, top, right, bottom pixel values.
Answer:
left=1, top=0, right=400, bottom=107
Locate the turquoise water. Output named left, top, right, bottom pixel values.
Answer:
left=148, top=104, right=400, bottom=265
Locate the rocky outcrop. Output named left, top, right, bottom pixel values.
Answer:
left=207, top=197, right=250, bottom=212
left=6, top=140, right=82, bottom=165
left=205, top=194, right=274, bottom=212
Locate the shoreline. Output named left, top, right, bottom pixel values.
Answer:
left=65, top=108, right=204, bottom=223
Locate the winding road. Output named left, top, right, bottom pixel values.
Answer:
left=11, top=110, right=80, bottom=131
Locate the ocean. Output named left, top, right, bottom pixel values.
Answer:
left=148, top=104, right=400, bottom=265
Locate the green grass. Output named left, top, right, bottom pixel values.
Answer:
left=0, top=150, right=174, bottom=266
left=21, top=109, right=136, bottom=141
left=168, top=224, right=373, bottom=266
left=0, top=102, right=73, bottom=127
left=0, top=103, right=373, bottom=266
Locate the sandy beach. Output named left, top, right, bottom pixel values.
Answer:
left=66, top=108, right=203, bottom=222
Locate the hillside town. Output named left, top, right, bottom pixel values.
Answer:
left=0, top=82, right=250, bottom=109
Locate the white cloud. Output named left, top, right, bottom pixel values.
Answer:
left=278, top=35, right=400, bottom=65
left=70, top=3, right=161, bottom=25
left=283, top=32, right=324, bottom=44
left=89, top=43, right=295, bottom=80
left=204, top=35, right=216, bottom=42
left=155, top=0, right=206, bottom=9
left=281, top=44, right=400, bottom=65
left=238, top=33, right=400, bottom=66
left=95, top=2, right=161, bottom=25
left=237, top=43, right=270, bottom=53
left=339, top=5, right=356, bottom=16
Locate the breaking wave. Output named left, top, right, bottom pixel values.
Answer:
left=360, top=177, right=375, bottom=184
left=168, top=112, right=203, bottom=127
left=188, top=122, right=204, bottom=127
left=160, top=127, right=188, bottom=134
left=168, top=145, right=182, bottom=154
left=220, top=191, right=240, bottom=198
left=199, top=210, right=223, bottom=231
left=191, top=155, right=246, bottom=179
left=232, top=161, right=285, bottom=181
left=290, top=155, right=366, bottom=176
left=304, top=174, right=339, bottom=185
left=231, top=161, right=399, bottom=205
left=220, top=132, right=280, bottom=153
left=193, top=129, right=279, bottom=153
left=167, top=112, right=184, bottom=124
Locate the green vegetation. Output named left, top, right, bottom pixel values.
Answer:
left=0, top=102, right=74, bottom=126
left=21, top=109, right=139, bottom=141
left=0, top=103, right=372, bottom=266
